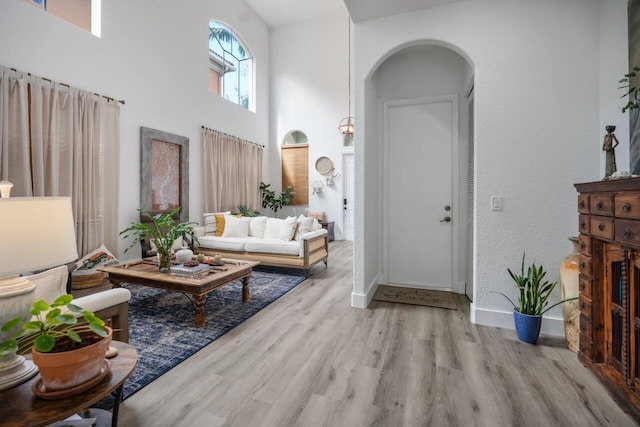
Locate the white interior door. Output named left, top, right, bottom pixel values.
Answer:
left=385, top=97, right=455, bottom=291
left=343, top=153, right=354, bottom=241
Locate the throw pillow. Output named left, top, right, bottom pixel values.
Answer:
left=264, top=218, right=284, bottom=239
left=214, top=214, right=226, bottom=236
left=74, top=245, right=118, bottom=275
left=204, top=211, right=231, bottom=236
left=222, top=215, right=251, bottom=238
left=249, top=216, right=267, bottom=238
left=296, top=215, right=314, bottom=236
left=306, top=210, right=325, bottom=222
left=150, top=236, right=184, bottom=252
left=279, top=216, right=298, bottom=241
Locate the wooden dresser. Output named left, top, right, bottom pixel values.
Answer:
left=575, top=177, right=640, bottom=421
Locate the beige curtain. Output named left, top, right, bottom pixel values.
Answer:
left=0, top=65, right=121, bottom=257
left=202, top=127, right=263, bottom=212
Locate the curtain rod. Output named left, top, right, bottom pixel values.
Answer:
left=201, top=125, right=264, bottom=148
left=10, top=67, right=125, bottom=105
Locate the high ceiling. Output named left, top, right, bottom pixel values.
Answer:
left=244, top=0, right=462, bottom=28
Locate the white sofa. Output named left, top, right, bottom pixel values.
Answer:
left=193, top=214, right=329, bottom=276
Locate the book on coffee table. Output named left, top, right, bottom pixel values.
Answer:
left=170, top=263, right=211, bottom=278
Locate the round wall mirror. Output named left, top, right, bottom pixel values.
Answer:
left=282, top=130, right=308, bottom=146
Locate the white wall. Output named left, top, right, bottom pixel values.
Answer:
left=353, top=0, right=628, bottom=336
left=270, top=8, right=352, bottom=237
left=0, top=0, right=270, bottom=260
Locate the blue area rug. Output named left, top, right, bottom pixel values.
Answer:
left=99, top=270, right=305, bottom=406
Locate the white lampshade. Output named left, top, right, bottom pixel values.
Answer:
left=0, top=197, right=78, bottom=277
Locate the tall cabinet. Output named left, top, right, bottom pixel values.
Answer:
left=575, top=178, right=640, bottom=421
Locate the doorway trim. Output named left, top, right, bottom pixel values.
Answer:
left=380, top=94, right=461, bottom=293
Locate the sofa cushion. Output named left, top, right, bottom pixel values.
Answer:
left=244, top=237, right=300, bottom=256
left=264, top=218, right=284, bottom=239
left=222, top=215, right=251, bottom=238
left=279, top=216, right=298, bottom=241
left=203, top=211, right=230, bottom=236
left=197, top=236, right=246, bottom=251
left=296, top=215, right=314, bottom=236
left=249, top=216, right=267, bottom=238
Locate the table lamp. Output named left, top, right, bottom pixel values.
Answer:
left=0, top=193, right=78, bottom=390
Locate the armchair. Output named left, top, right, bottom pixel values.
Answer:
left=24, top=266, right=131, bottom=342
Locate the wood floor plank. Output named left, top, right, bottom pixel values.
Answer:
left=118, top=241, right=638, bottom=426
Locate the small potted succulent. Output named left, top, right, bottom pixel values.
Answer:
left=0, top=294, right=111, bottom=391
left=495, top=253, right=578, bottom=344
left=120, top=207, right=199, bottom=271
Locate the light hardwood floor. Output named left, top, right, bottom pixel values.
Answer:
left=118, top=241, right=638, bottom=426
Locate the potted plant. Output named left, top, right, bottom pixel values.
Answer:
left=0, top=294, right=111, bottom=392
left=120, top=207, right=199, bottom=271
left=260, top=182, right=294, bottom=217
left=496, top=253, right=578, bottom=344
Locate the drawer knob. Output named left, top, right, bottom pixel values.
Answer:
left=580, top=262, right=586, bottom=270
left=598, top=224, right=604, bottom=231
left=580, top=242, right=586, bottom=250
left=623, top=202, right=632, bottom=212
left=596, top=202, right=603, bottom=210
left=580, top=302, right=587, bottom=310
left=580, top=283, right=585, bottom=291
left=579, top=201, right=585, bottom=209
left=580, top=324, right=586, bottom=332
left=624, top=228, right=633, bottom=239
left=580, top=222, right=586, bottom=229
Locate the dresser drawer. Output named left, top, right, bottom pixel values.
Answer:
left=578, top=234, right=591, bottom=256
left=615, top=193, right=640, bottom=219
left=579, top=293, right=592, bottom=319
left=579, top=275, right=592, bottom=298
left=579, top=214, right=590, bottom=234
left=615, top=219, right=640, bottom=246
left=579, top=334, right=594, bottom=360
left=578, top=194, right=590, bottom=214
left=579, top=314, right=593, bottom=337
left=590, top=216, right=614, bottom=239
left=590, top=194, right=614, bottom=216
left=579, top=254, right=593, bottom=277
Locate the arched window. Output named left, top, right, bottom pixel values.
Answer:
left=209, top=21, right=254, bottom=111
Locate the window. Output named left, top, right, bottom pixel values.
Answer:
left=22, top=0, right=101, bottom=36
left=209, top=21, right=254, bottom=111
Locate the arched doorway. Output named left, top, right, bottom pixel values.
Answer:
left=371, top=43, right=474, bottom=299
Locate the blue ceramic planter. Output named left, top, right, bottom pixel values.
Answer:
left=513, top=310, right=542, bottom=344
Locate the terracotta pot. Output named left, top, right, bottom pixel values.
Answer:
left=31, top=326, right=112, bottom=391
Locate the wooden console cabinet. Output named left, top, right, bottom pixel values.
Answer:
left=575, top=177, right=640, bottom=421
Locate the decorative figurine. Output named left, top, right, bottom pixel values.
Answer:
left=602, top=125, right=620, bottom=180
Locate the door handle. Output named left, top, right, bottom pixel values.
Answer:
left=440, top=216, right=451, bottom=223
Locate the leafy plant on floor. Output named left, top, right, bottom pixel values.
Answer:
left=494, top=253, right=577, bottom=315
left=260, top=182, right=294, bottom=217
left=233, top=205, right=261, bottom=217
left=0, top=295, right=107, bottom=355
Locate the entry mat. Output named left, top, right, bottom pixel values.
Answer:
left=373, top=285, right=458, bottom=310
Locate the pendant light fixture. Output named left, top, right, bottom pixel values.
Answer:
left=338, top=17, right=354, bottom=140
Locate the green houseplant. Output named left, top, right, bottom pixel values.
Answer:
left=619, top=66, right=640, bottom=113
left=496, top=253, right=578, bottom=344
left=260, top=182, right=294, bottom=217
left=0, top=294, right=111, bottom=391
left=120, top=207, right=199, bottom=271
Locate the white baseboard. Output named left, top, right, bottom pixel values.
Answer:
left=351, top=276, right=379, bottom=308
left=470, top=304, right=566, bottom=337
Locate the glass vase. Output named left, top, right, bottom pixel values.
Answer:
left=157, top=249, right=172, bottom=272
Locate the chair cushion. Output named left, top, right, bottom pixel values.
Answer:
left=249, top=216, right=267, bottom=238
left=24, top=265, right=69, bottom=304
left=263, top=218, right=284, bottom=239
left=222, top=215, right=251, bottom=238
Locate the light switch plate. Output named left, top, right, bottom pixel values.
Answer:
left=491, top=196, right=502, bottom=211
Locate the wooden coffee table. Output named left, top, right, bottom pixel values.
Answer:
left=99, top=259, right=260, bottom=327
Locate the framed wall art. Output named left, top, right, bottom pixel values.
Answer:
left=140, top=127, right=189, bottom=223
